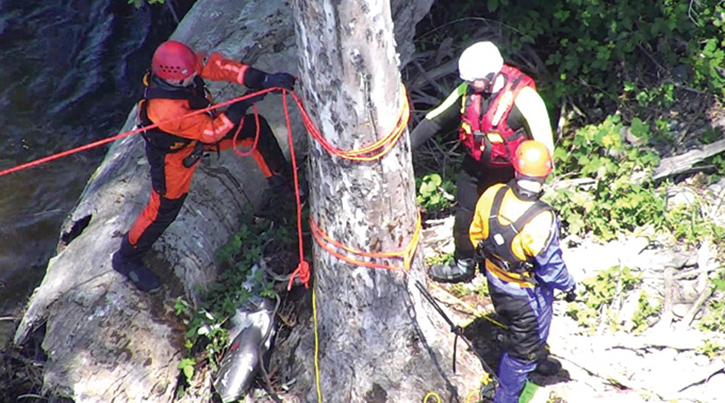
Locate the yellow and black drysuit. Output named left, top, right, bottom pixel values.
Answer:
left=469, top=182, right=574, bottom=403
left=411, top=65, right=554, bottom=263
left=119, top=53, right=290, bottom=265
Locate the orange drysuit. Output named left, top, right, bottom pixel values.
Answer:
left=121, top=53, right=289, bottom=261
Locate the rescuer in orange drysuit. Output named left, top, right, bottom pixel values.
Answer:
left=112, top=40, right=298, bottom=292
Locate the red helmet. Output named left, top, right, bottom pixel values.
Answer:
left=151, top=41, right=201, bottom=81
left=513, top=140, right=553, bottom=178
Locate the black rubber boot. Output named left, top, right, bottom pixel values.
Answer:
left=534, top=355, right=562, bottom=376
left=112, top=251, right=161, bottom=292
left=428, top=258, right=475, bottom=283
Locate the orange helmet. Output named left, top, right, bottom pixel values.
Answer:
left=151, top=41, right=201, bottom=81
left=513, top=140, right=552, bottom=178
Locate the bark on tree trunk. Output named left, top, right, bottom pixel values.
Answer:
left=278, top=1, right=482, bottom=401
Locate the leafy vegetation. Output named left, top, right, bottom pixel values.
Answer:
left=565, top=265, right=643, bottom=334
left=449, top=280, right=489, bottom=299
left=629, top=291, right=662, bottom=335
left=698, top=270, right=725, bottom=334
left=544, top=114, right=725, bottom=245
left=416, top=173, right=456, bottom=213
left=425, top=251, right=453, bottom=268
left=543, top=115, right=665, bottom=240
left=465, top=0, right=725, bottom=113
left=697, top=339, right=724, bottom=359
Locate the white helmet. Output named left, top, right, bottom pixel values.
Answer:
left=458, top=41, right=504, bottom=83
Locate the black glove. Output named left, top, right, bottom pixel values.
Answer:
left=564, top=285, right=577, bottom=302
left=475, top=241, right=486, bottom=263
left=262, top=72, right=296, bottom=91
left=225, top=91, right=267, bottom=122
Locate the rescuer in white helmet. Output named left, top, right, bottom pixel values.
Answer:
left=409, top=41, right=555, bottom=283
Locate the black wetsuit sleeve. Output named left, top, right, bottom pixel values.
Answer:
left=410, top=96, right=462, bottom=150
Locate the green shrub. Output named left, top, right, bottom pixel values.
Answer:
left=416, top=173, right=456, bottom=213
left=545, top=115, right=665, bottom=240
left=566, top=265, right=642, bottom=333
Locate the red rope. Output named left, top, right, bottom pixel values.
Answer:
left=282, top=90, right=311, bottom=290
left=0, top=89, right=275, bottom=178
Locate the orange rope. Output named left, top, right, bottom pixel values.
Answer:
left=280, top=84, right=419, bottom=286
left=231, top=104, right=261, bottom=157
left=289, top=86, right=410, bottom=161
left=309, top=213, right=421, bottom=272
left=281, top=90, right=311, bottom=290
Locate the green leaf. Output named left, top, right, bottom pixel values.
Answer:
left=183, top=365, right=194, bottom=380
left=487, top=0, right=499, bottom=13
left=178, top=358, right=195, bottom=370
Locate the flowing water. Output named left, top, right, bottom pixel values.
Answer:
left=0, top=0, right=189, bottom=315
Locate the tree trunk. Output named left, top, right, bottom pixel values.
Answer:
left=12, top=0, right=439, bottom=401
left=278, top=1, right=482, bottom=401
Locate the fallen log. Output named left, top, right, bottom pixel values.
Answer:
left=12, top=1, right=303, bottom=401
left=653, top=138, right=725, bottom=181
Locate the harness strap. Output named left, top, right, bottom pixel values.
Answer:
left=137, top=99, right=196, bottom=153
left=490, top=68, right=527, bottom=127
left=483, top=185, right=550, bottom=278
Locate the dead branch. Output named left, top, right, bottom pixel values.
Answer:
left=407, top=59, right=459, bottom=94
left=412, top=60, right=451, bottom=97
left=651, top=268, right=676, bottom=332
left=652, top=138, right=725, bottom=181
left=676, top=241, right=717, bottom=329
left=552, top=350, right=664, bottom=400
left=668, top=361, right=725, bottom=397
left=677, top=279, right=714, bottom=331
left=609, top=328, right=725, bottom=351
left=673, top=266, right=722, bottom=280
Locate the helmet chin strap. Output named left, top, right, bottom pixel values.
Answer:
left=512, top=176, right=545, bottom=201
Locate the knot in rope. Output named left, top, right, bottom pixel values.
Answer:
left=288, top=260, right=311, bottom=291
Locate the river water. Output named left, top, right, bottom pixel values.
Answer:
left=0, top=0, right=190, bottom=316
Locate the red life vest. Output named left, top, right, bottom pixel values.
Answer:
left=459, top=65, right=535, bottom=167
